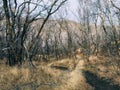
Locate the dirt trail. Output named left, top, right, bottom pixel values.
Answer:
left=11, top=59, right=92, bottom=90
left=58, top=59, right=92, bottom=90
left=84, top=71, right=120, bottom=90
left=39, top=57, right=120, bottom=90
left=35, top=58, right=92, bottom=90
left=66, top=60, right=85, bottom=87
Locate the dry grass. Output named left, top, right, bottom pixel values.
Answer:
left=48, top=58, right=77, bottom=70
left=59, top=60, right=92, bottom=90
left=0, top=58, right=92, bottom=90
left=0, top=54, right=119, bottom=90
left=51, top=59, right=93, bottom=90
left=84, top=55, right=120, bottom=85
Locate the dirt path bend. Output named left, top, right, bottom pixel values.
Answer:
left=47, top=57, right=120, bottom=90
left=58, top=60, right=93, bottom=90
left=34, top=59, right=92, bottom=90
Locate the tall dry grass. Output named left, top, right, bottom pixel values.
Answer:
left=84, top=55, right=120, bottom=85
left=0, top=58, right=92, bottom=90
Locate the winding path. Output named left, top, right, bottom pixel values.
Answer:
left=57, top=59, right=92, bottom=90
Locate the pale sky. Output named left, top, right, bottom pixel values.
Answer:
left=4, top=0, right=79, bottom=22
left=67, top=0, right=79, bottom=21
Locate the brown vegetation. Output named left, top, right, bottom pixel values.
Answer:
left=0, top=0, right=120, bottom=89
left=0, top=57, right=92, bottom=90
left=84, top=55, right=120, bottom=86
left=0, top=49, right=120, bottom=90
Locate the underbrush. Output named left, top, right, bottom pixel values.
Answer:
left=84, top=55, right=120, bottom=85
left=0, top=59, right=92, bottom=90
left=0, top=61, right=64, bottom=90
left=1, top=54, right=119, bottom=90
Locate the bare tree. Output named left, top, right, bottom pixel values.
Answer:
left=77, top=0, right=120, bottom=74
left=2, top=0, right=67, bottom=66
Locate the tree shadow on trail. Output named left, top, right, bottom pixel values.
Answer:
left=83, top=71, right=120, bottom=90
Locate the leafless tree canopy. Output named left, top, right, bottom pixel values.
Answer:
left=0, top=0, right=67, bottom=66
left=0, top=0, right=120, bottom=67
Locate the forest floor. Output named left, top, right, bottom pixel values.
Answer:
left=83, top=55, right=120, bottom=90
left=0, top=55, right=120, bottom=90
